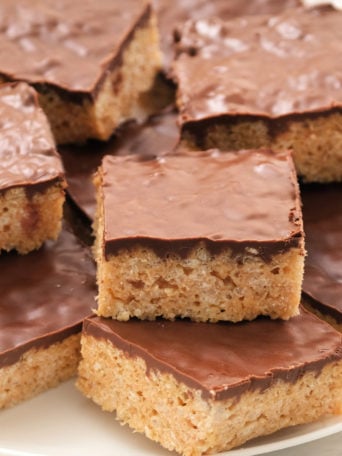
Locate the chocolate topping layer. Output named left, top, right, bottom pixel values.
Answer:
left=154, top=0, right=300, bottom=68
left=0, top=224, right=96, bottom=368
left=101, top=149, right=303, bottom=259
left=173, top=7, right=342, bottom=125
left=0, top=0, right=150, bottom=99
left=0, top=82, right=64, bottom=193
left=302, top=183, right=342, bottom=323
left=60, top=109, right=180, bottom=221
left=83, top=309, right=342, bottom=400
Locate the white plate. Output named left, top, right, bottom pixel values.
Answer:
left=0, top=380, right=341, bottom=456
left=303, top=0, right=342, bottom=9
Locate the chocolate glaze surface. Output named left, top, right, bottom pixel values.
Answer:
left=83, top=309, right=342, bottom=400
left=154, top=0, right=301, bottom=68
left=302, top=183, right=342, bottom=323
left=172, top=7, right=342, bottom=126
left=0, top=224, right=96, bottom=368
left=101, top=149, right=303, bottom=259
left=0, top=82, right=65, bottom=193
left=60, top=109, right=180, bottom=221
left=0, top=0, right=150, bottom=97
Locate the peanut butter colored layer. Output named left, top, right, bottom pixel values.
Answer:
left=100, top=149, right=303, bottom=260
left=0, top=0, right=151, bottom=100
left=302, top=183, right=342, bottom=323
left=0, top=82, right=64, bottom=193
left=0, top=224, right=96, bottom=368
left=83, top=309, right=342, bottom=400
left=173, top=6, right=342, bottom=127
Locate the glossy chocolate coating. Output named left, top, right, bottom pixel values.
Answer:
left=154, top=0, right=301, bottom=68
left=173, top=6, right=342, bottom=127
left=0, top=224, right=96, bottom=368
left=60, top=109, right=180, bottom=221
left=83, top=309, right=342, bottom=400
left=0, top=82, right=64, bottom=193
left=0, top=0, right=150, bottom=98
left=302, top=184, right=342, bottom=323
left=101, top=149, right=303, bottom=259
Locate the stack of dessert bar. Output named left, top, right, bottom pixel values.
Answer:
left=0, top=81, right=97, bottom=409
left=77, top=2, right=342, bottom=455
left=0, top=0, right=160, bottom=408
left=0, top=1, right=341, bottom=455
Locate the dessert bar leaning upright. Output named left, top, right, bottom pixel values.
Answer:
left=0, top=223, right=96, bottom=409
left=172, top=6, right=342, bottom=182
left=301, top=183, right=342, bottom=332
left=60, top=108, right=180, bottom=221
left=0, top=0, right=162, bottom=144
left=94, top=149, right=305, bottom=322
left=77, top=309, right=342, bottom=456
left=0, top=82, right=66, bottom=254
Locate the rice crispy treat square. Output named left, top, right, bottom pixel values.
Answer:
left=172, top=6, right=342, bottom=182
left=0, top=82, right=66, bottom=254
left=77, top=309, right=342, bottom=455
left=0, top=0, right=162, bottom=144
left=94, top=149, right=305, bottom=322
left=0, top=223, right=96, bottom=409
